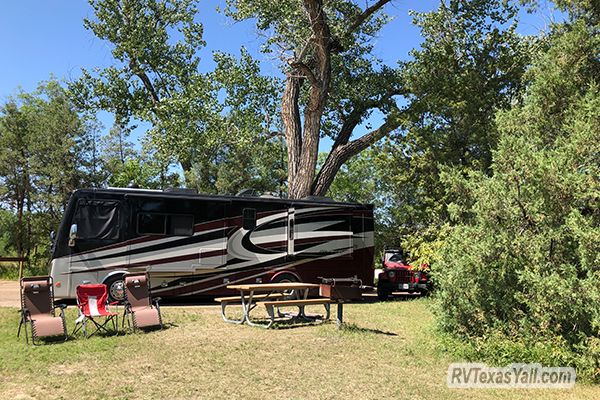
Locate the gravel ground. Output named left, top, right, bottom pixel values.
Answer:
left=0, top=280, right=19, bottom=307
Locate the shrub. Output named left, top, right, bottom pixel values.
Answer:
left=432, top=20, right=600, bottom=381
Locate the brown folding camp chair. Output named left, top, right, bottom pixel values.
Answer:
left=18, top=276, right=68, bottom=345
left=123, top=273, right=163, bottom=331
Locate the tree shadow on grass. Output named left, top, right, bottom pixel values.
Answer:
left=246, top=317, right=399, bottom=335
left=338, top=323, right=398, bottom=336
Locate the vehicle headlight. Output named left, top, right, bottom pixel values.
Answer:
left=388, top=271, right=395, bottom=278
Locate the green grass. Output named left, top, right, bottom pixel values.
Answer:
left=0, top=299, right=598, bottom=400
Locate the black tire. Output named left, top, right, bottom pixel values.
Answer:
left=377, top=291, right=390, bottom=301
left=271, top=273, right=299, bottom=284
left=421, top=284, right=432, bottom=297
left=377, top=281, right=390, bottom=301
left=271, top=273, right=299, bottom=299
left=104, top=274, right=126, bottom=303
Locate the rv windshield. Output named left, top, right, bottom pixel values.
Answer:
left=73, top=200, right=120, bottom=240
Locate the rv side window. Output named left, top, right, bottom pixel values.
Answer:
left=167, top=215, right=194, bottom=236
left=137, top=213, right=194, bottom=236
left=243, top=208, right=256, bottom=230
left=138, top=213, right=166, bottom=235
left=74, top=200, right=120, bottom=240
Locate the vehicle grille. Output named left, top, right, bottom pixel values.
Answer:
left=396, top=270, right=412, bottom=284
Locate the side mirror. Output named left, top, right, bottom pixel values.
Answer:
left=68, top=224, right=78, bottom=247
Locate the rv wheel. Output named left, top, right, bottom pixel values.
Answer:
left=105, top=275, right=126, bottom=303
left=271, top=273, right=298, bottom=284
left=272, top=273, right=299, bottom=299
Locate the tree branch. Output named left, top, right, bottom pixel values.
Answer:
left=281, top=75, right=303, bottom=190
left=332, top=89, right=403, bottom=150
left=128, top=58, right=160, bottom=106
left=347, top=0, right=392, bottom=35
left=289, top=61, right=319, bottom=86
left=312, top=106, right=403, bottom=196
left=288, top=0, right=332, bottom=198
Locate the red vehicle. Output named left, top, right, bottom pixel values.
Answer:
left=377, top=249, right=431, bottom=300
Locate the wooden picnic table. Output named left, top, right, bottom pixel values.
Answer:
left=218, top=282, right=331, bottom=328
left=227, top=282, right=320, bottom=291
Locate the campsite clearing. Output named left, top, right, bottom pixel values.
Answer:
left=0, top=297, right=598, bottom=400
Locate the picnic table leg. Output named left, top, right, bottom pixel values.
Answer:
left=244, top=290, right=271, bottom=328
left=220, top=300, right=246, bottom=324
left=336, top=302, right=344, bottom=328
left=239, top=290, right=253, bottom=324
left=296, top=288, right=309, bottom=319
left=264, top=305, right=276, bottom=328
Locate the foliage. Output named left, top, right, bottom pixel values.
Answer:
left=323, top=149, right=379, bottom=204
left=432, top=18, right=600, bottom=381
left=75, top=0, right=284, bottom=195
left=0, top=80, right=101, bottom=270
left=186, top=49, right=286, bottom=195
left=376, top=0, right=531, bottom=262
left=0, top=210, right=17, bottom=257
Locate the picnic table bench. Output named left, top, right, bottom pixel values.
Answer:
left=260, top=298, right=332, bottom=328
left=215, top=293, right=286, bottom=324
left=217, top=282, right=338, bottom=328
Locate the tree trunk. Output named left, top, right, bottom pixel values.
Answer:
left=282, top=75, right=302, bottom=194
left=282, top=0, right=395, bottom=199
left=286, top=0, right=331, bottom=199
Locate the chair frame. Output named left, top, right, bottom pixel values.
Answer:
left=17, top=276, right=68, bottom=345
left=122, top=273, right=163, bottom=332
left=73, top=284, right=119, bottom=338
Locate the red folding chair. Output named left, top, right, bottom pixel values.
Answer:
left=73, top=284, right=119, bottom=338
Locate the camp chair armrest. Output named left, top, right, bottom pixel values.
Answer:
left=53, top=304, right=67, bottom=317
left=19, top=307, right=30, bottom=318
left=109, top=301, right=119, bottom=306
left=52, top=304, right=67, bottom=319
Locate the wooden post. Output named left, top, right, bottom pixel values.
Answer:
left=18, top=258, right=24, bottom=281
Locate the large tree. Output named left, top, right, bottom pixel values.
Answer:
left=74, top=0, right=283, bottom=194
left=226, top=0, right=403, bottom=198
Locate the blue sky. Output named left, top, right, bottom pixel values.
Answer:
left=0, top=1, right=436, bottom=94
left=0, top=1, right=561, bottom=153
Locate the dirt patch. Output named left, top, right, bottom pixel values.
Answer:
left=0, top=280, right=20, bottom=307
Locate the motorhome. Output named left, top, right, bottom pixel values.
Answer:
left=49, top=188, right=374, bottom=301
